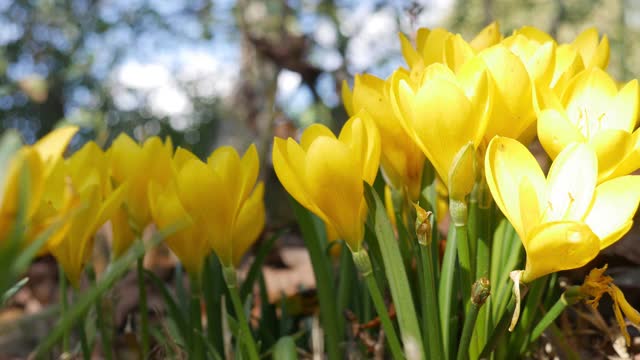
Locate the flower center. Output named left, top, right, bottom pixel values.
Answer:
left=575, top=106, right=607, bottom=139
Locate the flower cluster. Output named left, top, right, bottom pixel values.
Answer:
left=0, top=130, right=265, bottom=286
left=340, top=22, right=640, bottom=280
left=274, top=22, right=640, bottom=343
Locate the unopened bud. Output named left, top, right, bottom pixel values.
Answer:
left=413, top=204, right=432, bottom=246
left=352, top=249, right=373, bottom=277
left=471, top=278, right=491, bottom=306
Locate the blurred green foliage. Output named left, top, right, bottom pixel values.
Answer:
left=0, top=0, right=636, bottom=158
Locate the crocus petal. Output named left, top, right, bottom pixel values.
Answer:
left=208, top=147, right=244, bottom=208
left=341, top=80, right=354, bottom=116
left=590, top=129, right=632, bottom=182
left=109, top=133, right=142, bottom=182
left=415, top=28, right=430, bottom=55
left=544, top=143, right=597, bottom=222
left=111, top=206, right=136, bottom=259
left=572, top=28, right=609, bottom=69
left=421, top=28, right=450, bottom=65
left=584, top=175, right=640, bottom=249
left=522, top=221, right=600, bottom=282
left=339, top=111, right=381, bottom=185
left=174, top=147, right=199, bottom=171
left=148, top=181, right=204, bottom=276
left=399, top=32, right=421, bottom=69
left=239, top=144, right=260, bottom=204
left=478, top=45, right=534, bottom=139
left=606, top=79, right=639, bottom=133
left=352, top=74, right=392, bottom=127
left=232, top=182, right=265, bottom=266
left=551, top=45, right=585, bottom=92
left=412, top=76, right=474, bottom=185
left=33, top=126, right=78, bottom=168
left=606, top=130, right=640, bottom=179
left=537, top=109, right=585, bottom=159
left=444, top=34, right=474, bottom=72
left=470, top=21, right=501, bottom=52
left=301, top=124, right=336, bottom=150
left=485, top=136, right=546, bottom=240
left=272, top=137, right=322, bottom=217
left=304, top=137, right=364, bottom=250
left=178, top=159, right=219, bottom=215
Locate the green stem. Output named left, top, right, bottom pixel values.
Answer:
left=471, top=204, right=492, bottom=358
left=87, top=267, right=113, bottom=360
left=457, top=279, right=490, bottom=360
left=479, top=294, right=515, bottom=359
left=59, top=263, right=69, bottom=355
left=439, top=223, right=457, bottom=360
left=352, top=249, right=404, bottom=359
left=419, top=243, right=443, bottom=360
left=530, top=286, right=582, bottom=343
left=78, top=311, right=91, bottom=360
left=189, top=273, right=204, bottom=359
left=451, top=199, right=471, bottom=308
left=137, top=257, right=150, bottom=358
left=223, top=266, right=259, bottom=360
left=202, top=255, right=224, bottom=353
left=337, top=243, right=353, bottom=313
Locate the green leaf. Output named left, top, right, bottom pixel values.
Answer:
left=240, top=229, right=284, bottom=300
left=290, top=198, right=343, bottom=360
left=1, top=277, right=29, bottom=305
left=363, top=183, right=424, bottom=357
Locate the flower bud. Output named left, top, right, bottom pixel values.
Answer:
left=413, top=204, right=432, bottom=246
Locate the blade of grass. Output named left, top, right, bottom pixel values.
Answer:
left=439, top=223, right=458, bottom=360
left=364, top=183, right=424, bottom=358
left=352, top=249, right=404, bottom=359
left=240, top=229, right=283, bottom=301
left=35, top=222, right=185, bottom=356
left=290, top=198, right=343, bottom=360
left=529, top=286, right=581, bottom=344
left=202, top=254, right=225, bottom=353
left=223, top=266, right=260, bottom=360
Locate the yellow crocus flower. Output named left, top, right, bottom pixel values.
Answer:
left=342, top=74, right=425, bottom=200
left=149, top=145, right=262, bottom=276
left=272, top=112, right=381, bottom=251
left=400, top=22, right=501, bottom=73
left=389, top=62, right=492, bottom=200
left=537, top=68, right=639, bottom=182
left=109, top=134, right=175, bottom=228
left=505, top=26, right=585, bottom=95
left=502, top=32, right=556, bottom=89
left=108, top=134, right=175, bottom=258
left=485, top=136, right=640, bottom=283
left=463, top=44, right=535, bottom=142
left=48, top=142, right=128, bottom=287
left=570, top=27, right=609, bottom=70
left=0, top=126, right=78, bottom=243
